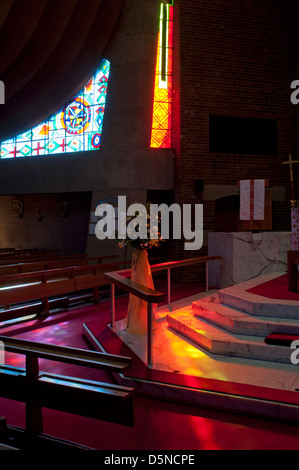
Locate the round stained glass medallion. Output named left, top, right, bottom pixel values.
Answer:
left=62, top=97, right=91, bottom=135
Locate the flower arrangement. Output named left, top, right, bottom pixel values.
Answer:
left=117, top=202, right=164, bottom=251
left=291, top=200, right=299, bottom=209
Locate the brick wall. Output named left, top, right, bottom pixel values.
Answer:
left=169, top=0, right=299, bottom=279
left=169, top=0, right=299, bottom=280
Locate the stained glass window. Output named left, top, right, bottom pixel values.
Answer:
left=0, top=59, right=110, bottom=158
left=150, top=2, right=174, bottom=149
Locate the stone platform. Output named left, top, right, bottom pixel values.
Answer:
left=168, top=273, right=299, bottom=364
left=83, top=272, right=299, bottom=424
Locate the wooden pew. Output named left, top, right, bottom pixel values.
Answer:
left=0, top=259, right=132, bottom=322
left=0, top=249, right=60, bottom=261
left=0, top=252, right=85, bottom=266
left=0, top=248, right=51, bottom=255
left=0, top=254, right=118, bottom=276
left=0, top=335, right=134, bottom=448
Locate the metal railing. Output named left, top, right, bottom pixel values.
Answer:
left=104, top=271, right=166, bottom=366
left=104, top=255, right=222, bottom=366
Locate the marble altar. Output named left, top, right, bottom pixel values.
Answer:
left=208, top=231, right=291, bottom=288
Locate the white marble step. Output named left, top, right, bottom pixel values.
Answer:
left=218, top=289, right=299, bottom=319
left=193, top=295, right=299, bottom=337
left=167, top=309, right=294, bottom=364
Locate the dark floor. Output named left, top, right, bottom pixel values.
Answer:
left=1, top=280, right=299, bottom=450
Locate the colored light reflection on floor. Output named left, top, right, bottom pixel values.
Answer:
left=190, top=415, right=220, bottom=451
left=2, top=320, right=79, bottom=374
left=113, top=305, right=228, bottom=382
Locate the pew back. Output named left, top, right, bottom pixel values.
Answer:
left=0, top=255, right=118, bottom=276
left=0, top=336, right=134, bottom=436
left=0, top=259, right=132, bottom=315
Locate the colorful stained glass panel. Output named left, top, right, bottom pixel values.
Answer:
left=0, top=59, right=110, bottom=158
left=150, top=3, right=174, bottom=149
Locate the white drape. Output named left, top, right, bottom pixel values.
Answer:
left=240, top=179, right=265, bottom=220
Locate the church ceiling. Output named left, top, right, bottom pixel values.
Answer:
left=0, top=0, right=124, bottom=141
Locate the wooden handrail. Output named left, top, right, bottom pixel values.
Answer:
left=104, top=272, right=166, bottom=366
left=104, top=255, right=222, bottom=366
left=151, top=255, right=222, bottom=270
left=104, top=272, right=166, bottom=304
left=116, top=255, right=222, bottom=277
left=0, top=336, right=134, bottom=436
left=0, top=335, right=132, bottom=372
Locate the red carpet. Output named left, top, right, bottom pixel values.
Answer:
left=247, top=274, right=299, bottom=300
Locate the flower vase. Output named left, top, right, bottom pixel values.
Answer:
left=291, top=208, right=299, bottom=250
left=125, top=248, right=157, bottom=334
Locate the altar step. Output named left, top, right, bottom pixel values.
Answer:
left=218, top=287, right=299, bottom=319
left=192, top=295, right=299, bottom=337
left=167, top=307, right=294, bottom=364
left=166, top=273, right=299, bottom=364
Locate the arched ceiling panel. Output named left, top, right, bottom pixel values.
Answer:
left=0, top=0, right=49, bottom=75
left=0, top=0, right=16, bottom=29
left=0, top=0, right=124, bottom=141
left=2, top=0, right=79, bottom=98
